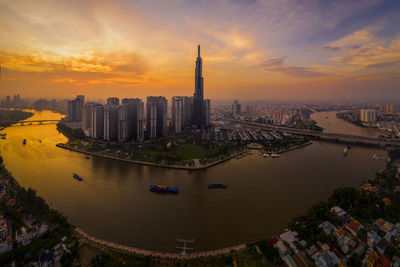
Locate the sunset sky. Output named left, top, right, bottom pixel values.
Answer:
left=0, top=0, right=399, bottom=101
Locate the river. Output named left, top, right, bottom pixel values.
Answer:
left=311, top=110, right=380, bottom=138
left=0, top=110, right=386, bottom=252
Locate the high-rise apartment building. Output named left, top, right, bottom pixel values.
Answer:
left=67, top=100, right=78, bottom=122
left=232, top=100, right=241, bottom=116
left=118, top=98, right=144, bottom=142
left=104, top=105, right=119, bottom=141
left=360, top=109, right=376, bottom=123
left=146, top=96, right=167, bottom=138
left=107, top=97, right=119, bottom=106
left=204, top=99, right=211, bottom=127
left=67, top=95, right=84, bottom=122
left=91, top=104, right=104, bottom=139
left=82, top=102, right=96, bottom=137
left=171, top=96, right=183, bottom=134
left=183, top=96, right=193, bottom=127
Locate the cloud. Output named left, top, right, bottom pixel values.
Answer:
left=329, top=29, right=373, bottom=48
left=261, top=56, right=329, bottom=78
left=0, top=50, right=147, bottom=74
left=330, top=37, right=400, bottom=70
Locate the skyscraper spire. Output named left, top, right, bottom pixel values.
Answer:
left=193, top=44, right=204, bottom=128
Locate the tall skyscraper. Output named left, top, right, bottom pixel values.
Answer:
left=171, top=96, right=183, bottom=134
left=91, top=104, right=104, bottom=139
left=193, top=45, right=205, bottom=128
left=146, top=96, right=167, bottom=138
left=104, top=105, right=119, bottom=141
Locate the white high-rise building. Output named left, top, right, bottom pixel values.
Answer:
left=360, top=109, right=376, bottom=123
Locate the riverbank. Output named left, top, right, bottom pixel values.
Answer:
left=56, top=142, right=247, bottom=170
left=56, top=140, right=312, bottom=170
left=0, top=109, right=33, bottom=128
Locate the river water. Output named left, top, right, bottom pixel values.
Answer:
left=0, top=110, right=386, bottom=252
left=311, top=110, right=380, bottom=138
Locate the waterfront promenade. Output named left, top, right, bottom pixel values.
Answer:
left=75, top=228, right=247, bottom=260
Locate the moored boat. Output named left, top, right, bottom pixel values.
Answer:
left=150, top=184, right=178, bottom=193
left=271, top=153, right=280, bottom=158
left=208, top=183, right=227, bottom=189
left=73, top=173, right=83, bottom=181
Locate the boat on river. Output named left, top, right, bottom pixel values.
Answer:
left=271, top=153, right=280, bottom=158
left=150, top=184, right=178, bottom=193
left=23, top=139, right=26, bottom=145
left=73, top=173, right=83, bottom=181
left=208, top=184, right=227, bottom=189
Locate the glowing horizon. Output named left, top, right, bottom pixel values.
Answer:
left=0, top=0, right=399, bottom=101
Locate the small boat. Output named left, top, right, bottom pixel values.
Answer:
left=271, top=153, right=280, bottom=158
left=343, top=148, right=349, bottom=156
left=208, top=183, right=227, bottom=189
left=23, top=139, right=26, bottom=145
left=263, top=153, right=270, bottom=157
left=258, top=151, right=262, bottom=155
left=150, top=184, right=178, bottom=193
left=372, top=154, right=378, bottom=160
left=73, top=173, right=83, bottom=181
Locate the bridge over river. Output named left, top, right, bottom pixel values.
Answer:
left=231, top=119, right=400, bottom=147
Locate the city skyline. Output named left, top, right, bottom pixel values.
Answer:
left=0, top=0, right=399, bottom=101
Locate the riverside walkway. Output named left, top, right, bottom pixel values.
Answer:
left=75, top=228, right=247, bottom=260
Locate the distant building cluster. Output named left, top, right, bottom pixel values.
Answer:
left=360, top=109, right=376, bottom=123
left=66, top=45, right=211, bottom=141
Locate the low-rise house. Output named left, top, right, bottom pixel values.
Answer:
left=374, top=219, right=398, bottom=238
left=331, top=206, right=348, bottom=222
left=319, top=221, right=338, bottom=236
left=15, top=227, right=32, bottom=246
left=346, top=220, right=363, bottom=236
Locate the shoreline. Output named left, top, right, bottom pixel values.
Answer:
left=56, top=141, right=313, bottom=170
